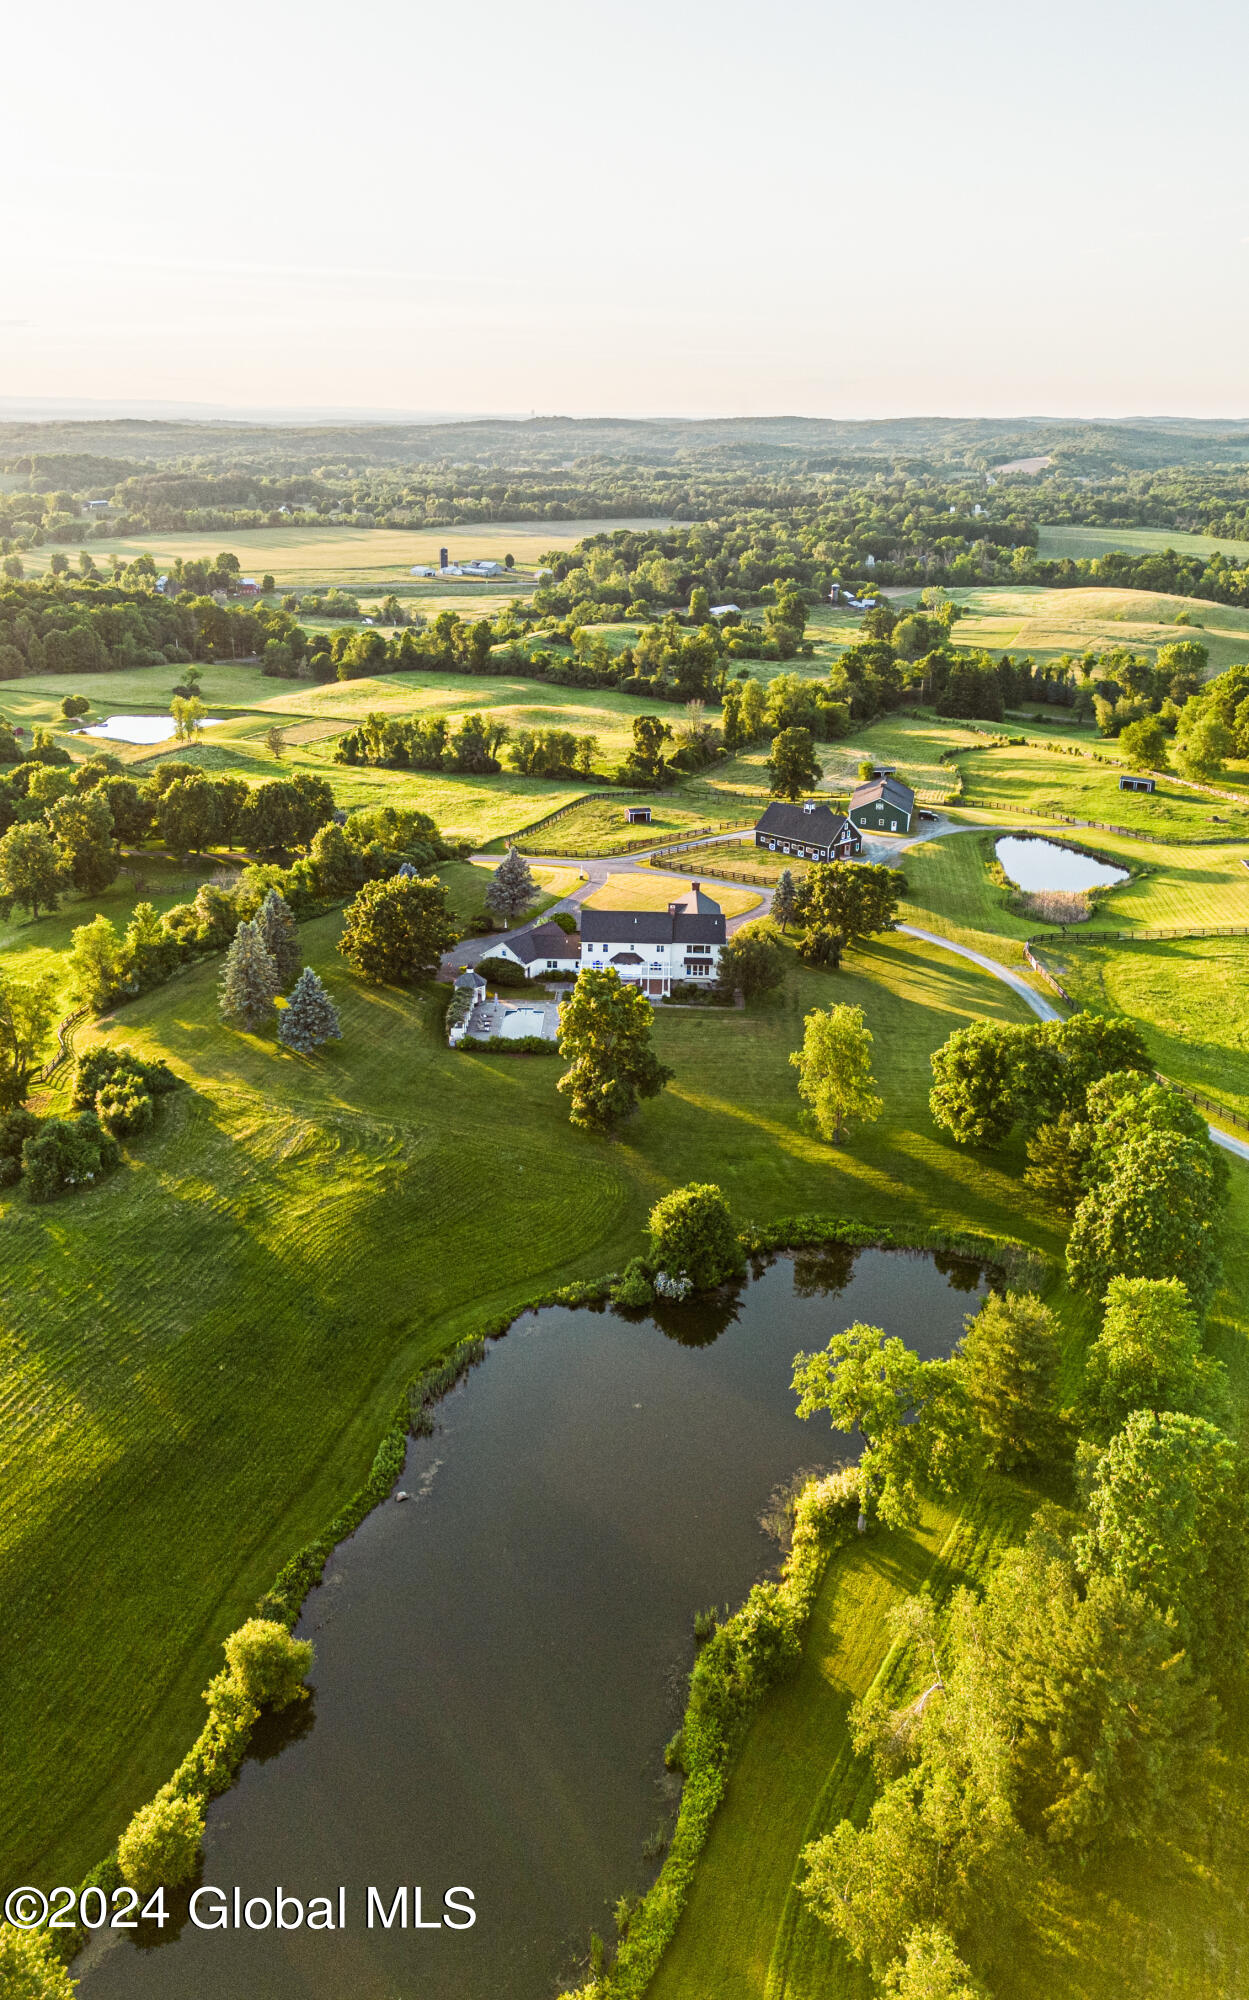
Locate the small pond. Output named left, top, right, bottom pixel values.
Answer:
left=78, top=1247, right=986, bottom=2000
left=996, top=834, right=1128, bottom=895
left=72, top=715, right=225, bottom=744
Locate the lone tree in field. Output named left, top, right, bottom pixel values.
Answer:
left=255, top=886, right=301, bottom=990
left=264, top=724, right=287, bottom=760
left=278, top=967, right=343, bottom=1055
left=486, top=844, right=538, bottom=926
left=790, top=1003, right=883, bottom=1144
left=219, top=919, right=279, bottom=1031
left=773, top=867, right=799, bottom=932
left=767, top=727, right=823, bottom=801
left=792, top=1322, right=972, bottom=1531
left=338, top=874, right=458, bottom=985
left=648, top=1183, right=744, bottom=1290
left=557, top=966, right=673, bottom=1131
left=958, top=1291, right=1061, bottom=1469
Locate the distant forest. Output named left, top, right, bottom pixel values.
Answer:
left=6, top=416, right=1249, bottom=602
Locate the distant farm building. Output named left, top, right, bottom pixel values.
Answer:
left=1119, top=774, right=1156, bottom=794
left=709, top=603, right=740, bottom=618
left=625, top=806, right=653, bottom=825
left=849, top=776, right=916, bottom=835
left=410, top=565, right=437, bottom=578
left=755, top=799, right=862, bottom=861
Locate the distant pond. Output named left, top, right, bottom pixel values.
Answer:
left=72, top=715, right=225, bottom=744
left=78, top=1248, right=987, bottom=2000
left=996, top=834, right=1129, bottom=895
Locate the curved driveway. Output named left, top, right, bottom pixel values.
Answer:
left=457, top=834, right=1249, bottom=1167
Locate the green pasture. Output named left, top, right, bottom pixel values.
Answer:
left=943, top=585, right=1249, bottom=677
left=954, top=741, right=1249, bottom=838
left=1046, top=935, right=1249, bottom=1122
left=2, top=921, right=1061, bottom=1892
left=521, top=794, right=754, bottom=856
left=1037, top=522, right=1249, bottom=563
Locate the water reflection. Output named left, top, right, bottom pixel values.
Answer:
left=79, top=1248, right=987, bottom=2000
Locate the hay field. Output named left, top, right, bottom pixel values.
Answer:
left=1037, top=523, right=1249, bottom=562
left=944, top=585, right=1249, bottom=676
left=582, top=871, right=762, bottom=917
left=17, top=518, right=671, bottom=593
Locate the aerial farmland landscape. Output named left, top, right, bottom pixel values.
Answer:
left=4, top=5, right=1249, bottom=1999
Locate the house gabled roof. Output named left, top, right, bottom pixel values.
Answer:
left=755, top=801, right=857, bottom=846
left=849, top=776, right=916, bottom=814
left=581, top=899, right=726, bottom=947
left=505, top=920, right=581, bottom=965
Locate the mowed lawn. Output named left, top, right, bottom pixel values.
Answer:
left=1050, top=935, right=1249, bottom=1122
left=1, top=927, right=1053, bottom=1892
left=582, top=871, right=763, bottom=917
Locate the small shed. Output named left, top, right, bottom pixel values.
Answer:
left=1119, top=774, right=1155, bottom=794
left=625, top=806, right=653, bottom=824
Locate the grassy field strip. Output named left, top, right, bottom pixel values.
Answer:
left=15, top=518, right=672, bottom=589
left=647, top=1484, right=1032, bottom=2000
left=943, top=585, right=1249, bottom=677
left=1036, top=523, right=1249, bottom=563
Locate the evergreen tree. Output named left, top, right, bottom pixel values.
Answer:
left=773, top=866, right=798, bottom=931
left=219, top=920, right=279, bottom=1031
left=255, top=886, right=301, bottom=990
left=485, top=844, right=538, bottom=925
left=278, top=968, right=343, bottom=1054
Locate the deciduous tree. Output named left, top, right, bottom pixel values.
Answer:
left=792, top=1323, right=972, bottom=1529
left=118, top=1789, right=204, bottom=1896
left=1076, top=1409, right=1249, bottom=1673
left=647, top=1182, right=743, bottom=1289
left=958, top=1291, right=1061, bottom=1468
left=557, top=966, right=673, bottom=1131
left=0, top=821, right=63, bottom=918
left=790, top=1002, right=882, bottom=1143
left=766, top=726, right=822, bottom=800
left=337, top=875, right=457, bottom=985
left=0, top=969, right=57, bottom=1110
left=1081, top=1276, right=1227, bottom=1442
left=715, top=918, right=787, bottom=1000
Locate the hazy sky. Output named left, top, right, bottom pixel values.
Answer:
left=5, top=0, right=1247, bottom=419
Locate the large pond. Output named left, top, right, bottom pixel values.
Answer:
left=996, top=833, right=1128, bottom=895
left=78, top=1248, right=986, bottom=2000
left=72, top=715, right=225, bottom=744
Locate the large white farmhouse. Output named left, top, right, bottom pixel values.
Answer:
left=579, top=883, right=726, bottom=998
